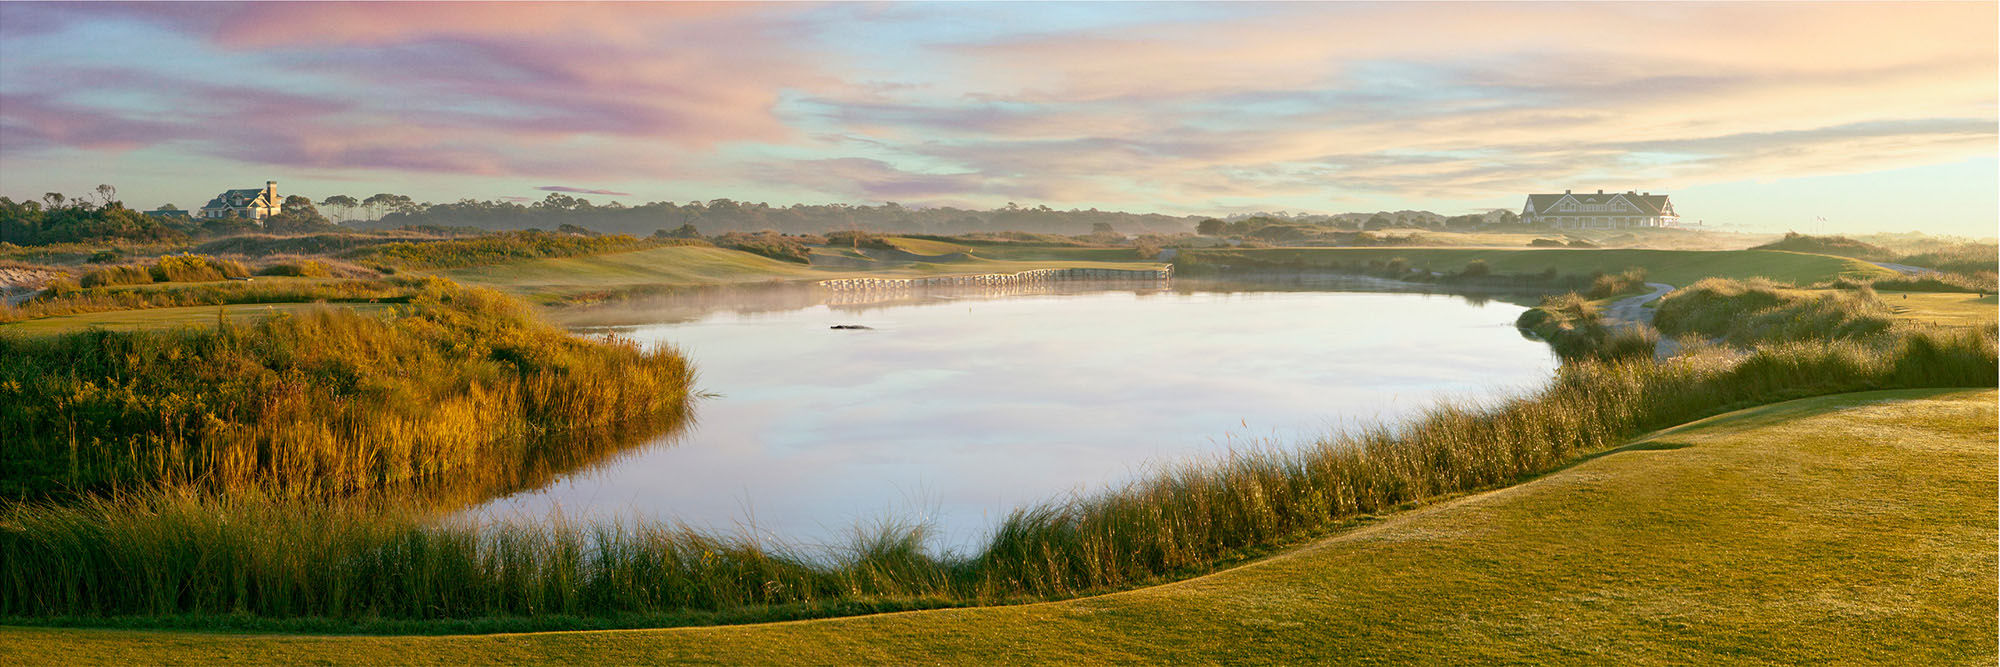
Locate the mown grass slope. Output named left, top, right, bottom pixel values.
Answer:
left=1185, top=248, right=1895, bottom=286
left=442, top=244, right=1164, bottom=301
left=439, top=245, right=823, bottom=297
left=10, top=388, right=1991, bottom=665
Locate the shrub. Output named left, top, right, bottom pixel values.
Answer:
left=78, top=264, right=155, bottom=288
left=257, top=259, right=332, bottom=277
left=1584, top=267, right=1648, bottom=299
left=148, top=253, right=249, bottom=282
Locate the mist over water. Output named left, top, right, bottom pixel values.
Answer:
left=465, top=285, right=1559, bottom=552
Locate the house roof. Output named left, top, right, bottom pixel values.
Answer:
left=1525, top=191, right=1673, bottom=216
left=203, top=188, right=269, bottom=210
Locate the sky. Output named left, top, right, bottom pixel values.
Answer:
left=1, top=2, right=1994, bottom=235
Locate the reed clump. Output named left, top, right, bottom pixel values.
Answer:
left=3, top=323, right=1989, bottom=624
left=0, top=277, right=694, bottom=498
left=76, top=265, right=153, bottom=288
left=1514, top=292, right=1655, bottom=361
left=149, top=253, right=249, bottom=282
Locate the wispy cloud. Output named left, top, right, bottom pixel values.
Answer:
left=537, top=186, right=632, bottom=196
left=0, top=1, right=1993, bottom=229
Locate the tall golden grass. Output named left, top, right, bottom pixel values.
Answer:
left=0, top=278, right=693, bottom=497
left=3, top=322, right=1989, bottom=623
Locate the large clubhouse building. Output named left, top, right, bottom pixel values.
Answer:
left=200, top=181, right=283, bottom=221
left=1520, top=190, right=1678, bottom=229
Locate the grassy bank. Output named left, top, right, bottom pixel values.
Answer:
left=0, top=276, right=405, bottom=324
left=1177, top=247, right=1893, bottom=286
left=8, top=388, right=1991, bottom=663
left=343, top=231, right=690, bottom=270
left=1513, top=292, right=1657, bottom=361
left=2, top=323, right=1990, bottom=625
left=0, top=278, right=693, bottom=497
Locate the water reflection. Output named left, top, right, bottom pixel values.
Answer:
left=472, top=285, right=1559, bottom=551
left=401, top=412, right=694, bottom=514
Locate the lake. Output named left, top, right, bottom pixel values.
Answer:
left=463, top=282, right=1560, bottom=552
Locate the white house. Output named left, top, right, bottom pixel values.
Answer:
left=200, top=181, right=282, bottom=221
left=1520, top=190, right=1678, bottom=229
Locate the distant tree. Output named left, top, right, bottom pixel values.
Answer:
left=361, top=193, right=415, bottom=219
left=94, top=184, right=117, bottom=206
left=556, top=223, right=598, bottom=236
left=43, top=192, right=66, bottom=209
left=1091, top=222, right=1115, bottom=234
left=538, top=193, right=584, bottom=211
left=1364, top=213, right=1393, bottom=230
left=263, top=195, right=337, bottom=234
left=319, top=195, right=360, bottom=221
left=1195, top=218, right=1225, bottom=235
left=656, top=223, right=701, bottom=239
left=155, top=203, right=180, bottom=211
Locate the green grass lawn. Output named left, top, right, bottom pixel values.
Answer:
left=1190, top=248, right=1895, bottom=286
left=439, top=245, right=824, bottom=295
left=882, top=236, right=974, bottom=255
left=1881, top=291, right=1998, bottom=329
left=443, top=244, right=1165, bottom=300
left=0, top=302, right=391, bottom=336
left=11, top=388, right=1990, bottom=664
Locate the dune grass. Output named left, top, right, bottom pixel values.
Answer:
left=1654, top=277, right=1920, bottom=345
left=1, top=323, right=1989, bottom=627
left=1182, top=248, right=1894, bottom=286
left=7, top=387, right=1990, bottom=664
left=0, top=278, right=693, bottom=497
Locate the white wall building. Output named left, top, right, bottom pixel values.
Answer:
left=200, top=181, right=282, bottom=221
left=1521, top=190, right=1678, bottom=229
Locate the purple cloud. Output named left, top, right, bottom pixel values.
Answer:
left=537, top=186, right=632, bottom=196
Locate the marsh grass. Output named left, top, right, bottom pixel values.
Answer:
left=0, top=278, right=693, bottom=497
left=4, top=323, right=1990, bottom=625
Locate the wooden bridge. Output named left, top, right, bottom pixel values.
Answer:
left=818, top=266, right=1172, bottom=292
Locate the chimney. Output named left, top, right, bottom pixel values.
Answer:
left=1564, top=189, right=1571, bottom=194
left=1596, top=189, right=1604, bottom=194
left=1643, top=192, right=1650, bottom=196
